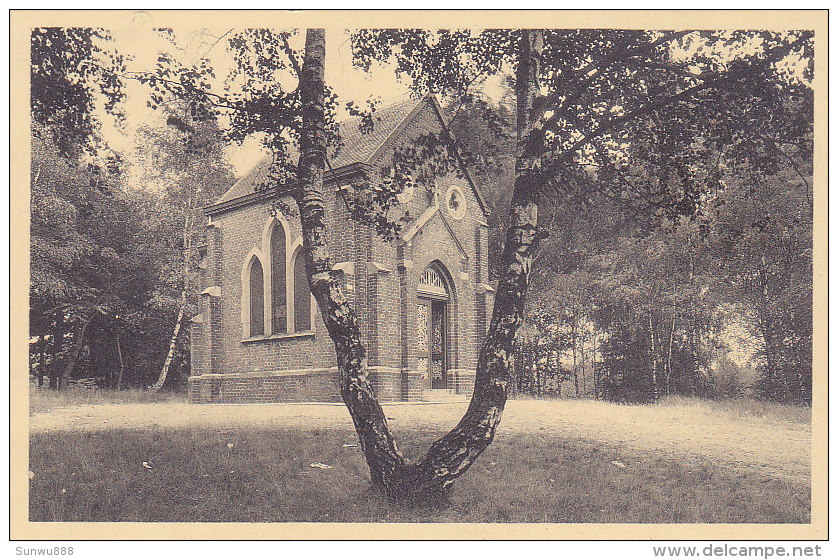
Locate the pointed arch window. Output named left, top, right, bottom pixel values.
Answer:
left=249, top=258, right=265, bottom=336
left=293, top=250, right=311, bottom=332
left=270, top=223, right=287, bottom=333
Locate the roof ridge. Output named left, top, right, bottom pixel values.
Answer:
left=210, top=94, right=477, bottom=213
left=336, top=94, right=422, bottom=126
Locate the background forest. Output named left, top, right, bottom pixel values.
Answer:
left=28, top=27, right=813, bottom=405
left=448, top=88, right=812, bottom=404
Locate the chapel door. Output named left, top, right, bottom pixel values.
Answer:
left=429, top=299, right=448, bottom=389
left=416, top=297, right=448, bottom=390
left=417, top=265, right=450, bottom=391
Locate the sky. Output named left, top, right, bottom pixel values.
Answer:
left=101, top=22, right=412, bottom=178
left=101, top=24, right=807, bottom=186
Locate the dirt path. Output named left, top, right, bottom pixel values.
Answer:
left=29, top=399, right=810, bottom=484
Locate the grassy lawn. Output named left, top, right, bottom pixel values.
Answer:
left=658, top=395, right=812, bottom=425
left=29, top=385, right=185, bottom=416
left=29, top=425, right=809, bottom=523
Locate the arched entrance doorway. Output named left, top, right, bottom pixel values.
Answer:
left=417, top=264, right=451, bottom=390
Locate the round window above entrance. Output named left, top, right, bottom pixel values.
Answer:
left=445, top=185, right=467, bottom=220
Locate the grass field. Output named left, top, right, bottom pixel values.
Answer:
left=658, top=395, right=812, bottom=425
left=29, top=423, right=810, bottom=523
left=29, top=385, right=184, bottom=416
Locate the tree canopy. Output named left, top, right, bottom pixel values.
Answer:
left=28, top=25, right=815, bottom=502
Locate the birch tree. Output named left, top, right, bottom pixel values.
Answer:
left=133, top=109, right=234, bottom=392
left=40, top=24, right=813, bottom=500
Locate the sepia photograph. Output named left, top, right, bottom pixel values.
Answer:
left=10, top=9, right=827, bottom=541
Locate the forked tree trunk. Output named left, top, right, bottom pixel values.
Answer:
left=293, top=28, right=544, bottom=504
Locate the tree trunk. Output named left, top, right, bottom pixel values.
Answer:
left=666, top=302, right=676, bottom=397
left=579, top=331, right=586, bottom=398
left=116, top=330, right=125, bottom=390
left=571, top=317, right=579, bottom=397
left=59, top=314, right=93, bottom=390
left=757, top=254, right=788, bottom=400
left=38, top=336, right=46, bottom=387
left=49, top=313, right=61, bottom=389
left=150, top=150, right=198, bottom=392
left=648, top=311, right=658, bottom=403
left=150, top=290, right=186, bottom=392
left=292, top=28, right=544, bottom=504
left=593, top=333, right=600, bottom=399
left=687, top=314, right=699, bottom=396
left=511, top=342, right=520, bottom=397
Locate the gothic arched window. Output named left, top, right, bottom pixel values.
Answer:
left=249, top=257, right=265, bottom=336
left=270, top=223, right=287, bottom=333
left=293, top=250, right=311, bottom=332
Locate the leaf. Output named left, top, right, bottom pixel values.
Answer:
left=309, top=462, right=333, bottom=470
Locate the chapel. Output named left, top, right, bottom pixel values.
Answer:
left=188, top=95, right=493, bottom=403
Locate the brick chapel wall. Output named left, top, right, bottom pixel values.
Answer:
left=365, top=100, right=491, bottom=395
left=207, top=186, right=361, bottom=378
left=194, top=96, right=490, bottom=402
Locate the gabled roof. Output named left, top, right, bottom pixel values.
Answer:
left=209, top=95, right=489, bottom=215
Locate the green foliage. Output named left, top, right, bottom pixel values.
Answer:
left=137, top=29, right=343, bottom=204
left=514, top=311, right=572, bottom=396
left=707, top=353, right=747, bottom=400
left=710, top=167, right=813, bottom=403
left=30, top=27, right=126, bottom=159
left=446, top=94, right=516, bottom=280
left=350, top=28, right=814, bottom=405
left=133, top=105, right=235, bottom=291
left=352, top=29, right=813, bottom=226
left=352, top=29, right=511, bottom=96
left=31, top=25, right=813, bottom=407
left=29, top=128, right=168, bottom=389
left=30, top=27, right=237, bottom=392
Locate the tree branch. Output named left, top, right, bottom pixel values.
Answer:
left=121, top=71, right=241, bottom=111
left=195, top=28, right=233, bottom=64
left=280, top=32, right=303, bottom=78
left=623, top=57, right=708, bottom=80
left=538, top=33, right=811, bottom=178
left=544, top=31, right=697, bottom=119
left=762, top=136, right=813, bottom=210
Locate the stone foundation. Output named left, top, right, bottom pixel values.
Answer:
left=448, top=368, right=477, bottom=396
left=188, top=367, right=476, bottom=404
left=367, top=366, right=403, bottom=401
left=188, top=368, right=342, bottom=404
